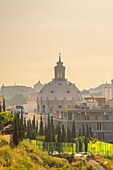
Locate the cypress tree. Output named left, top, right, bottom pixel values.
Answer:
left=79, top=129, right=82, bottom=137
left=39, top=116, right=43, bottom=135
left=61, top=124, right=66, bottom=142
left=24, top=117, right=27, bottom=135
left=13, top=113, right=19, bottom=146
left=57, top=125, right=62, bottom=142
left=89, top=125, right=93, bottom=137
left=71, top=121, right=76, bottom=142
left=32, top=115, right=36, bottom=139
left=51, top=116, right=55, bottom=142
left=67, top=127, right=71, bottom=142
left=27, top=119, right=32, bottom=139
left=36, top=119, right=38, bottom=135
left=86, top=124, right=89, bottom=137
left=45, top=114, right=51, bottom=142
left=44, top=124, right=50, bottom=142
left=79, top=137, right=82, bottom=152
left=2, top=97, right=5, bottom=112
left=18, top=109, right=25, bottom=141
left=82, top=124, right=85, bottom=136
left=32, top=115, right=35, bottom=130
left=48, top=114, right=51, bottom=130
left=84, top=136, right=88, bottom=152
left=44, top=123, right=47, bottom=136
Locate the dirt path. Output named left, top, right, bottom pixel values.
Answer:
left=86, top=157, right=107, bottom=170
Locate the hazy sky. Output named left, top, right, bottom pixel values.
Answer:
left=0, top=0, right=113, bottom=90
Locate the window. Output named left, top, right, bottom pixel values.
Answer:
left=68, top=112, right=72, bottom=120
left=58, top=105, right=62, bottom=108
left=97, top=122, right=101, bottom=130
left=85, top=116, right=89, bottom=120
left=42, top=105, right=45, bottom=113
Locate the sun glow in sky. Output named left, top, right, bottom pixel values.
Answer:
left=0, top=0, right=113, bottom=90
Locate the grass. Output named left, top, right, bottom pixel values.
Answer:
left=71, top=156, right=96, bottom=170
left=0, top=136, right=70, bottom=170
left=1, top=135, right=112, bottom=170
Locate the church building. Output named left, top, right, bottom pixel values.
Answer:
left=37, top=54, right=82, bottom=114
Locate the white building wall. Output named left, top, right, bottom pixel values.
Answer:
left=102, top=87, right=112, bottom=101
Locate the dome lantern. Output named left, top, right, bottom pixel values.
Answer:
left=54, top=53, right=66, bottom=80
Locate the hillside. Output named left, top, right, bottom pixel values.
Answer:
left=1, top=135, right=113, bottom=170
left=0, top=136, right=70, bottom=170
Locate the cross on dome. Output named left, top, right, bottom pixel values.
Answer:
left=59, top=53, right=61, bottom=61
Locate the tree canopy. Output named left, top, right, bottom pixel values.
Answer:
left=0, top=112, right=14, bottom=126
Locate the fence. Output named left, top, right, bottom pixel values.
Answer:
left=26, top=139, right=113, bottom=156
left=88, top=141, right=113, bottom=156
left=25, top=139, right=76, bottom=155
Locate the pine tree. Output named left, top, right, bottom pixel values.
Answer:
left=13, top=113, right=19, bottom=146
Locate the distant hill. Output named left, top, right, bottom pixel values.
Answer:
left=81, top=83, right=111, bottom=97
left=0, top=85, right=32, bottom=97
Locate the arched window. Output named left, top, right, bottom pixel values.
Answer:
left=42, top=105, right=45, bottom=113
left=58, top=105, right=62, bottom=108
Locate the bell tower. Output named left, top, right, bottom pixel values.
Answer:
left=54, top=53, right=66, bottom=80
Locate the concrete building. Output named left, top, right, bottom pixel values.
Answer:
left=53, top=108, right=113, bottom=142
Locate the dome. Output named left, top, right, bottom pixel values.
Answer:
left=39, top=79, right=81, bottom=101
left=37, top=54, right=82, bottom=114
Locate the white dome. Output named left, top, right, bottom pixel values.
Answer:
left=37, top=55, right=82, bottom=114
left=39, top=79, right=82, bottom=101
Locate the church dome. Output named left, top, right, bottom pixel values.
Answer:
left=37, top=54, right=82, bottom=114
left=39, top=79, right=81, bottom=101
